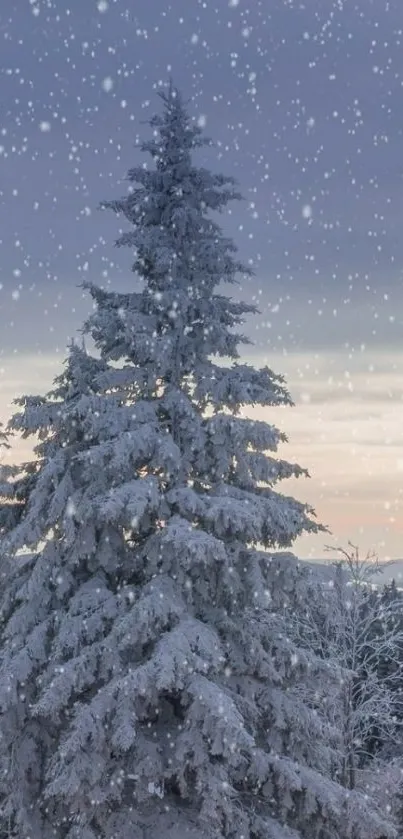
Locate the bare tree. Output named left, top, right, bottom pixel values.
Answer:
left=289, top=543, right=403, bottom=791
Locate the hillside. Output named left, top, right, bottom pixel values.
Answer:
left=306, top=558, right=403, bottom=588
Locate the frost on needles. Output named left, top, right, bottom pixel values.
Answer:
left=0, top=84, right=396, bottom=839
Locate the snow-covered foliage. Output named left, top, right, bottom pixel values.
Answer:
left=0, top=86, right=395, bottom=839
left=0, top=424, right=29, bottom=539
left=0, top=426, right=12, bottom=526
left=289, top=543, right=403, bottom=795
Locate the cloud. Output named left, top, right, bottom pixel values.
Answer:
left=245, top=348, right=403, bottom=558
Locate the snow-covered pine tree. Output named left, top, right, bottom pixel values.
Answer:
left=0, top=84, right=396, bottom=839
left=0, top=426, right=12, bottom=536
left=0, top=425, right=28, bottom=539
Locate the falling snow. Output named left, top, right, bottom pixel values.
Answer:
left=0, top=0, right=403, bottom=836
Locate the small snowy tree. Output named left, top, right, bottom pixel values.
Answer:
left=0, top=86, right=396, bottom=839
left=289, top=543, right=403, bottom=792
left=0, top=426, right=12, bottom=535
left=0, top=425, right=27, bottom=539
left=374, top=580, right=403, bottom=726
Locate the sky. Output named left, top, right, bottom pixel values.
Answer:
left=1, top=0, right=403, bottom=559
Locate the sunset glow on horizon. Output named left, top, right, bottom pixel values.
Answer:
left=2, top=343, right=403, bottom=561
